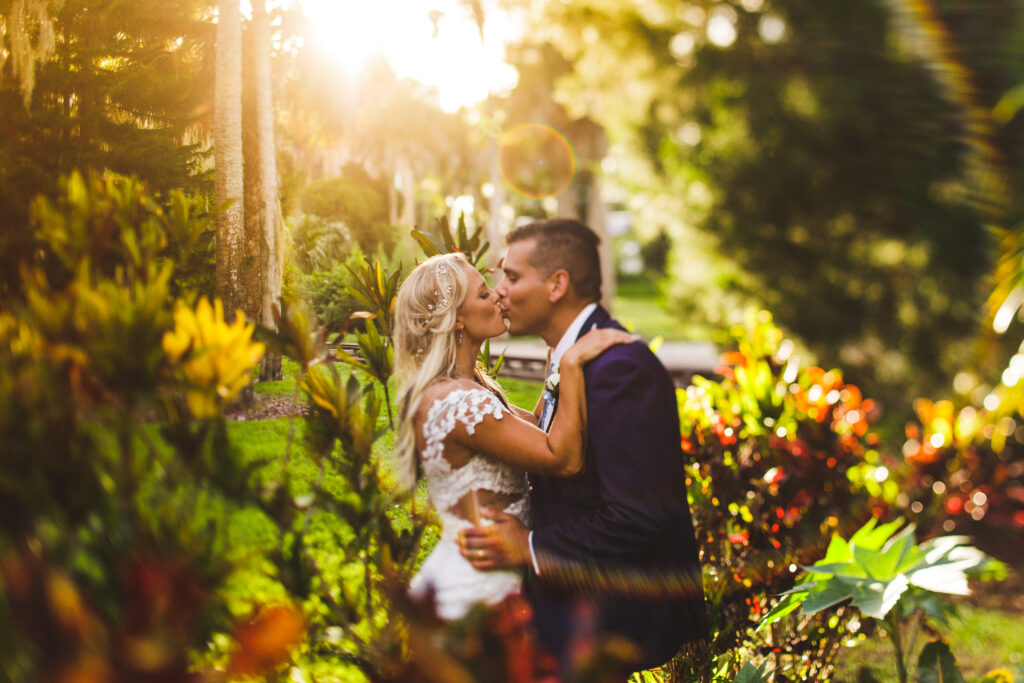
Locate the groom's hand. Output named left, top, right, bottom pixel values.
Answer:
left=458, top=509, right=531, bottom=570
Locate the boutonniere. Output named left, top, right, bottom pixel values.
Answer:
left=544, top=363, right=560, bottom=397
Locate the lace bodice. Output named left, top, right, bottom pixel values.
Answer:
left=410, top=387, right=529, bottom=620
left=420, top=388, right=528, bottom=534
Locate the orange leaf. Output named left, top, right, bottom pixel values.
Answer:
left=228, top=604, right=305, bottom=676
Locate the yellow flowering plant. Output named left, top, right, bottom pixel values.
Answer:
left=163, top=297, right=265, bottom=419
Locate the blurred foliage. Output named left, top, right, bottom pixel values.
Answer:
left=900, top=358, right=1024, bottom=567
left=300, top=172, right=394, bottom=257
left=512, top=0, right=1024, bottom=420
left=343, top=258, right=402, bottom=339
left=640, top=229, right=673, bottom=277
left=288, top=250, right=366, bottom=335
left=288, top=213, right=353, bottom=274
left=675, top=311, right=897, bottom=680
left=0, top=171, right=290, bottom=680
left=0, top=0, right=214, bottom=300
left=0, top=171, right=437, bottom=682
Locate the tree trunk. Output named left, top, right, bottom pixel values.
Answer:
left=486, top=137, right=508, bottom=269
left=214, top=0, right=244, bottom=315
left=397, top=154, right=416, bottom=228
left=253, top=0, right=282, bottom=380
left=242, top=18, right=261, bottom=324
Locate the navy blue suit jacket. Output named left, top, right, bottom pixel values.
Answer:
left=527, top=306, right=707, bottom=670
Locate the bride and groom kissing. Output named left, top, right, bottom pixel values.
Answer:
left=394, top=218, right=708, bottom=679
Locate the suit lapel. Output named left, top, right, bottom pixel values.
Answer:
left=542, top=306, right=611, bottom=431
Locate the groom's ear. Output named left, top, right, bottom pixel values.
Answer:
left=547, top=269, right=570, bottom=303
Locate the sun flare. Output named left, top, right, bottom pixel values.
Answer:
left=298, top=0, right=520, bottom=112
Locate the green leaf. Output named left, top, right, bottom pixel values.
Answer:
left=848, top=574, right=908, bottom=619
left=755, top=593, right=804, bottom=631
left=411, top=228, right=443, bottom=257
left=849, top=516, right=905, bottom=552
left=801, top=561, right=868, bottom=579
left=853, top=545, right=903, bottom=581
left=917, top=639, right=965, bottom=683
left=799, top=581, right=858, bottom=614
left=905, top=591, right=958, bottom=628
left=820, top=531, right=855, bottom=564
left=733, top=661, right=773, bottom=683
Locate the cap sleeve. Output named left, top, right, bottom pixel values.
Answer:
left=421, top=388, right=507, bottom=463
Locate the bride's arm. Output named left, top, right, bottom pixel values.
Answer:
left=446, top=329, right=635, bottom=476
left=506, top=404, right=540, bottom=425
left=498, top=348, right=551, bottom=425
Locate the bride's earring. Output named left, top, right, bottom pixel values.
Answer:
left=456, top=327, right=463, bottom=345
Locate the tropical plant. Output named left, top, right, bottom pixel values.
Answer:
left=287, top=250, right=365, bottom=334
left=757, top=517, right=1006, bottom=683
left=674, top=310, right=898, bottom=680
left=0, top=171, right=302, bottom=680
left=344, top=257, right=403, bottom=338
left=412, top=212, right=491, bottom=267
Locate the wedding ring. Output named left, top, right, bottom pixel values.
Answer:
left=474, top=549, right=486, bottom=559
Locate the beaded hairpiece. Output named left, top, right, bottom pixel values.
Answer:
left=430, top=260, right=455, bottom=310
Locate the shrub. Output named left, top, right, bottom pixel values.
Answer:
left=300, top=175, right=394, bottom=256
left=0, top=172, right=424, bottom=681
left=287, top=212, right=352, bottom=274
left=295, top=251, right=367, bottom=333
left=901, top=390, right=1024, bottom=567
left=673, top=311, right=897, bottom=681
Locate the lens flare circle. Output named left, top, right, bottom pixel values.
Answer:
left=498, top=123, right=576, bottom=200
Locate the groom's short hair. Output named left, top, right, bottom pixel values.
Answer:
left=506, top=218, right=602, bottom=302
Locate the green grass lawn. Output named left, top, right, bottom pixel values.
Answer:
left=830, top=595, right=1024, bottom=681
left=613, top=275, right=708, bottom=341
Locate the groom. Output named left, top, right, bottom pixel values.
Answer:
left=460, top=218, right=707, bottom=675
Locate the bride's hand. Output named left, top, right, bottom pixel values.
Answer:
left=561, top=328, right=639, bottom=367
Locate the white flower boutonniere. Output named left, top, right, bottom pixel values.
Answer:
left=544, top=363, right=560, bottom=397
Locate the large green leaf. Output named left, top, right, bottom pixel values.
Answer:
left=906, top=541, right=991, bottom=596
left=848, top=575, right=909, bottom=619
left=917, top=639, right=965, bottom=683
left=755, top=517, right=1000, bottom=632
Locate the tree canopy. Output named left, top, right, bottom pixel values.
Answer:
left=510, top=0, right=1024, bottom=412
left=0, top=0, right=215, bottom=297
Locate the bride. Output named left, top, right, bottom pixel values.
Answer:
left=393, top=252, right=632, bottom=620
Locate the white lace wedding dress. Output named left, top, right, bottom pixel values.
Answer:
left=408, top=388, right=529, bottom=620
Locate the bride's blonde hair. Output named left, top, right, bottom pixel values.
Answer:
left=393, top=252, right=506, bottom=490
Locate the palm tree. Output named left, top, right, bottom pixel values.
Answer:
left=252, top=0, right=282, bottom=380
left=215, top=0, right=244, bottom=313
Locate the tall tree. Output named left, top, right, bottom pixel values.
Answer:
left=0, top=0, right=59, bottom=107
left=215, top=0, right=244, bottom=314
left=252, top=0, right=282, bottom=380
left=0, top=0, right=213, bottom=298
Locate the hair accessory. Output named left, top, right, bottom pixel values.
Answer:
left=434, top=261, right=455, bottom=307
